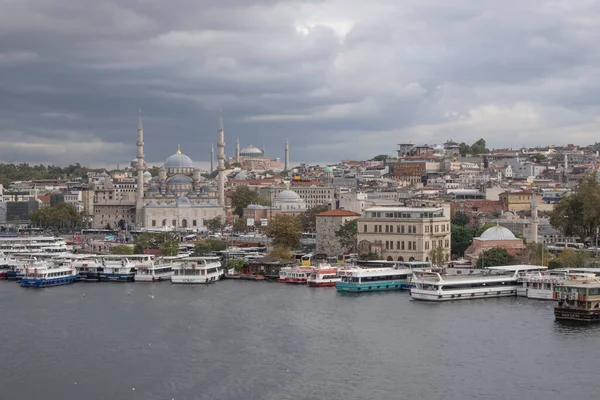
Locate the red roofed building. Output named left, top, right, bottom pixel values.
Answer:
left=316, top=209, right=360, bottom=257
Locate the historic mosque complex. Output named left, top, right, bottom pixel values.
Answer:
left=129, top=112, right=290, bottom=229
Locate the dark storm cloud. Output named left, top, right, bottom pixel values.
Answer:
left=1, top=0, right=600, bottom=166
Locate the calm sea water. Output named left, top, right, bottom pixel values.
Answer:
left=1, top=280, right=598, bottom=400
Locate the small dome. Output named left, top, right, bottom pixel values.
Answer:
left=275, top=189, right=301, bottom=202
left=143, top=171, right=152, bottom=177
left=168, top=174, right=193, bottom=185
left=240, top=145, right=264, bottom=157
left=323, top=167, right=333, bottom=173
left=480, top=225, right=517, bottom=240
left=235, top=172, right=248, bottom=180
left=164, top=146, right=194, bottom=168
left=176, top=196, right=191, bottom=206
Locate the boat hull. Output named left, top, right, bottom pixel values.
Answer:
left=554, top=307, right=600, bottom=323
left=98, top=273, right=135, bottom=282
left=410, top=286, right=517, bottom=301
left=336, top=280, right=408, bottom=293
left=277, top=278, right=308, bottom=284
left=308, top=281, right=339, bottom=287
left=135, top=273, right=173, bottom=282
left=171, top=275, right=220, bottom=284
left=21, top=275, right=78, bottom=288
left=0, top=270, right=7, bottom=280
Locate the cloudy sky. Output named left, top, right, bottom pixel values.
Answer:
left=1, top=0, right=600, bottom=168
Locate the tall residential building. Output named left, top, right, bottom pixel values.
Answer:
left=356, top=205, right=451, bottom=262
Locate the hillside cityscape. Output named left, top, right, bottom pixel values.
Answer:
left=2, top=121, right=599, bottom=269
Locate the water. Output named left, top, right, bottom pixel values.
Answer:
left=1, top=280, right=599, bottom=400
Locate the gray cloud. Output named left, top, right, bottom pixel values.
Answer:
left=1, top=0, right=600, bottom=167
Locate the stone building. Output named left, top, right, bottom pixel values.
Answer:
left=464, top=225, right=526, bottom=263
left=356, top=205, right=451, bottom=262
left=243, top=190, right=307, bottom=226
left=144, top=196, right=223, bottom=229
left=262, top=185, right=336, bottom=209
left=499, top=191, right=543, bottom=213
left=316, top=209, right=360, bottom=257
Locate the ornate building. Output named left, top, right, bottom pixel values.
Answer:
left=229, top=144, right=282, bottom=172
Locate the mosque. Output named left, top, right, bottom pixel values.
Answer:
left=131, top=113, right=227, bottom=230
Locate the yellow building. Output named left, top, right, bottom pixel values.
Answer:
left=356, top=205, right=451, bottom=262
left=499, top=191, right=543, bottom=212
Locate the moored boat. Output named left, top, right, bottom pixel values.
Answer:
left=135, top=264, right=174, bottom=282
left=554, top=278, right=600, bottom=322
left=517, top=270, right=596, bottom=300
left=171, top=257, right=222, bottom=284
left=20, top=264, right=79, bottom=288
left=278, top=266, right=312, bottom=284
left=98, top=259, right=136, bottom=282
left=336, top=266, right=412, bottom=293
left=307, top=263, right=340, bottom=287
left=71, top=258, right=103, bottom=281
left=410, top=265, right=546, bottom=301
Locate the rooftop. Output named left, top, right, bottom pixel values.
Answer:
left=316, top=210, right=360, bottom=217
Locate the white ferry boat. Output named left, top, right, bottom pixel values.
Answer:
left=135, top=262, right=174, bottom=282
left=336, top=266, right=413, bottom=293
left=410, top=265, right=547, bottom=301
left=517, top=270, right=597, bottom=300
left=278, top=266, right=313, bottom=284
left=20, top=264, right=78, bottom=288
left=70, top=257, right=104, bottom=281
left=307, top=263, right=340, bottom=287
left=98, top=259, right=136, bottom=282
left=171, top=257, right=223, bottom=284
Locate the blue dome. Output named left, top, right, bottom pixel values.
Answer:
left=176, top=196, right=191, bottom=206
left=164, top=150, right=194, bottom=168
left=168, top=174, right=193, bottom=185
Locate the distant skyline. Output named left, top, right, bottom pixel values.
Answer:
left=1, top=1, right=600, bottom=166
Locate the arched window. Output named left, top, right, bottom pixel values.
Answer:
left=409, top=257, right=415, bottom=262
left=386, top=256, right=393, bottom=261
left=181, top=219, right=188, bottom=228
left=398, top=256, right=404, bottom=261
left=162, top=219, right=167, bottom=226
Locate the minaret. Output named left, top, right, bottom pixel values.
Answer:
left=284, top=138, right=289, bottom=171
left=235, top=137, right=240, bottom=163
left=210, top=142, right=214, bottom=173
left=564, top=153, right=569, bottom=171
left=217, top=111, right=225, bottom=207
left=531, top=191, right=539, bottom=244
left=135, top=109, right=145, bottom=226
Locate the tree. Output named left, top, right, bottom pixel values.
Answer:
left=231, top=186, right=270, bottom=216
left=475, top=223, right=494, bottom=237
left=359, top=252, right=379, bottom=260
left=192, top=238, right=227, bottom=256
left=520, top=243, right=551, bottom=266
left=429, top=247, right=446, bottom=267
left=549, top=248, right=590, bottom=269
left=232, top=216, right=247, bottom=233
left=269, top=247, right=293, bottom=259
left=451, top=212, right=470, bottom=227
left=111, top=245, right=134, bottom=255
left=470, top=138, right=489, bottom=155
left=451, top=225, right=473, bottom=256
left=29, top=203, right=83, bottom=231
left=335, top=219, right=358, bottom=253
left=264, top=214, right=302, bottom=249
left=372, top=154, right=388, bottom=162
left=475, top=248, right=513, bottom=268
left=300, top=205, right=329, bottom=232
left=227, top=259, right=247, bottom=273
left=550, top=173, right=600, bottom=241
left=133, top=232, right=180, bottom=255
left=458, top=142, right=471, bottom=156
left=206, top=216, right=223, bottom=233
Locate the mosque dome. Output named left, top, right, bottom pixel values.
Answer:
left=274, top=189, right=301, bottom=202
left=235, top=172, right=249, bottom=180
left=143, top=171, right=152, bottom=177
left=176, top=196, right=191, bottom=206
left=168, top=174, right=193, bottom=185
left=164, top=146, right=194, bottom=168
left=480, top=225, right=517, bottom=240
left=240, top=145, right=264, bottom=157
left=323, top=167, right=334, bottom=173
